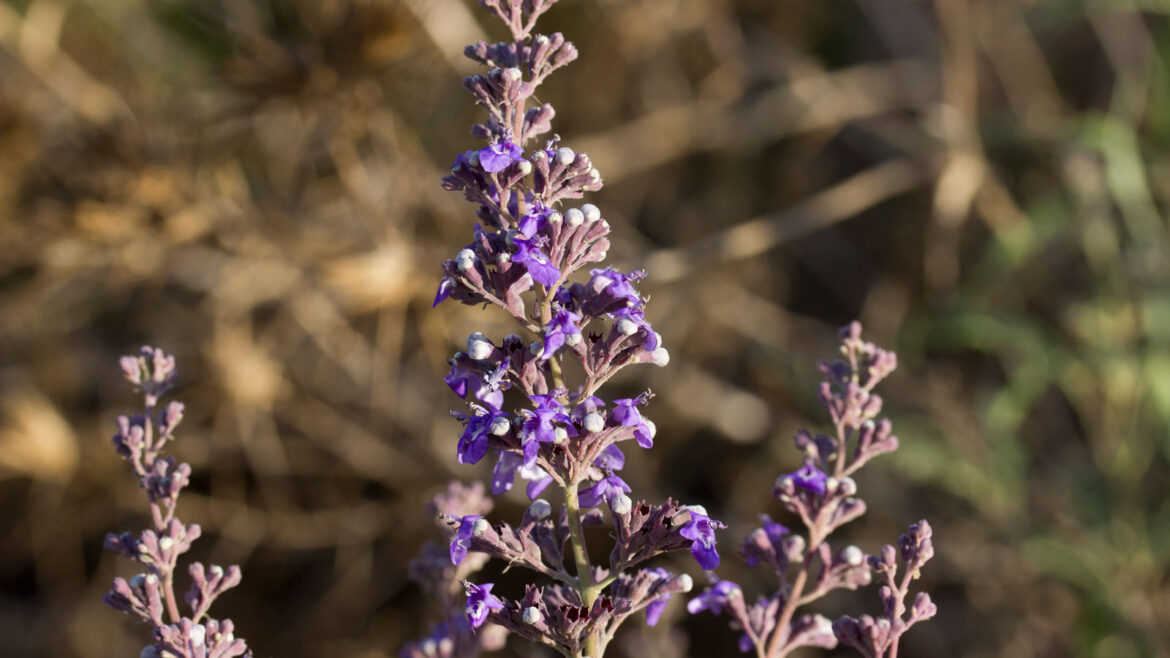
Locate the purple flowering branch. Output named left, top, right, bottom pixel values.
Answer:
left=690, top=323, right=937, bottom=658
left=103, top=347, right=252, bottom=658
left=428, top=1, right=717, bottom=655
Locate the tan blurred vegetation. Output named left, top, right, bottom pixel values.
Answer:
left=2, top=0, right=1169, bottom=656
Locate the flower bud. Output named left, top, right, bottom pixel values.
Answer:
left=467, top=332, right=493, bottom=360
left=583, top=412, right=604, bottom=433
left=565, top=208, right=584, bottom=226
left=842, top=545, right=864, bottom=566
left=677, top=573, right=694, bottom=592
left=473, top=518, right=491, bottom=536
left=490, top=416, right=510, bottom=436
left=556, top=147, right=575, bottom=166
left=611, top=493, right=632, bottom=515
left=581, top=203, right=600, bottom=222
left=616, top=317, right=638, bottom=336
left=651, top=347, right=670, bottom=366
left=522, top=606, right=542, bottom=625
left=528, top=498, right=552, bottom=519
left=554, top=426, right=568, bottom=444
left=839, top=477, right=857, bottom=496
left=529, top=341, right=542, bottom=355
left=504, top=67, right=522, bottom=82
left=643, top=419, right=657, bottom=439
left=517, top=160, right=533, bottom=175
left=547, top=210, right=562, bottom=223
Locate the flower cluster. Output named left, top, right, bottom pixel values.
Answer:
left=103, top=347, right=252, bottom=658
left=426, top=0, right=719, bottom=655
left=401, top=482, right=507, bottom=658
left=690, top=323, right=936, bottom=657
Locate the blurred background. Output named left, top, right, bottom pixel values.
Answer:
left=2, top=0, right=1169, bottom=656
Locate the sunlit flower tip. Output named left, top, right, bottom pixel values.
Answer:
left=473, top=518, right=491, bottom=536
left=617, top=318, right=638, bottom=336
left=555, top=147, right=575, bottom=166
left=528, top=498, right=552, bottom=519
left=677, top=574, right=694, bottom=592
left=535, top=34, right=549, bottom=46
left=565, top=208, right=584, bottom=226
left=421, top=639, right=436, bottom=654
left=521, top=606, right=542, bottom=625
left=517, top=160, right=533, bottom=175
left=842, top=545, right=864, bottom=566
left=643, top=419, right=657, bottom=439
left=529, top=341, right=543, bottom=355
left=583, top=412, right=604, bottom=434
left=433, top=277, right=454, bottom=307
left=456, top=248, right=476, bottom=270
left=504, top=67, right=522, bottom=82
left=581, top=203, right=601, bottom=223
left=554, top=427, right=568, bottom=443
left=564, top=332, right=582, bottom=347
left=839, top=477, right=858, bottom=496
left=611, top=493, right=632, bottom=515
left=438, top=638, right=454, bottom=654
left=651, top=347, right=670, bottom=366
left=489, top=416, right=511, bottom=436
left=467, top=332, right=493, bottom=360
left=158, top=537, right=174, bottom=552
left=547, top=210, right=562, bottom=223
left=189, top=624, right=206, bottom=647
left=497, top=251, right=511, bottom=264
left=686, top=504, right=708, bottom=517
left=826, top=477, right=839, bottom=493
left=589, top=168, right=602, bottom=182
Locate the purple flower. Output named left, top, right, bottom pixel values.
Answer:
left=492, top=451, right=554, bottom=499
left=594, top=443, right=625, bottom=470
left=465, top=581, right=506, bottom=628
left=613, top=307, right=659, bottom=352
left=789, top=461, right=829, bottom=496
left=517, top=203, right=549, bottom=238
left=434, top=277, right=454, bottom=307
left=586, top=267, right=645, bottom=314
left=477, top=141, right=524, bottom=173
left=518, top=394, right=574, bottom=467
left=449, top=514, right=482, bottom=565
left=541, top=309, right=582, bottom=360
left=457, top=409, right=507, bottom=465
left=743, top=514, right=790, bottom=567
left=645, top=568, right=673, bottom=626
left=578, top=475, right=631, bottom=508
left=512, top=238, right=561, bottom=288
left=680, top=508, right=725, bottom=570
left=612, top=397, right=654, bottom=448
left=445, top=362, right=504, bottom=411
left=686, top=580, right=740, bottom=616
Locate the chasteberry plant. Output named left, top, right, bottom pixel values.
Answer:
left=103, top=347, right=253, bottom=658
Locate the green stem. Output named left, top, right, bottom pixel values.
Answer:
left=563, top=483, right=601, bottom=657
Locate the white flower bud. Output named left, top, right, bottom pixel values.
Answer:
left=589, top=168, right=601, bottom=181
left=556, top=147, right=575, bottom=166
left=437, top=638, right=454, bottom=654
left=522, top=606, right=542, bottom=625
left=130, top=573, right=146, bottom=588
left=467, top=332, right=493, bottom=360
left=188, top=624, right=206, bottom=647
left=528, top=498, right=552, bottom=519
left=685, top=504, right=708, bottom=517
left=473, top=518, right=491, bottom=536
left=532, top=149, right=546, bottom=161
left=651, top=347, right=670, bottom=367
left=564, top=332, right=582, bottom=347
left=842, top=545, right=864, bottom=566
left=616, top=318, right=638, bottom=336
left=529, top=341, right=543, bottom=355
left=145, top=573, right=158, bottom=585
left=611, top=493, right=632, bottom=515
left=677, top=573, right=694, bottom=592
left=158, top=537, right=174, bottom=552
left=826, top=477, right=840, bottom=494
left=839, top=477, right=858, bottom=496
left=565, top=207, right=585, bottom=226
left=643, top=419, right=657, bottom=439
left=535, top=34, right=549, bottom=46
left=505, top=67, right=522, bottom=81
left=490, top=416, right=510, bottom=436
left=814, top=614, right=833, bottom=633
left=517, top=160, right=533, bottom=175
left=497, top=251, right=511, bottom=264
left=583, top=412, right=604, bottom=433
left=547, top=210, right=562, bottom=223
left=210, top=565, right=224, bottom=578
left=581, top=203, right=601, bottom=222
left=554, top=426, right=568, bottom=444
left=421, top=639, right=437, bottom=655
